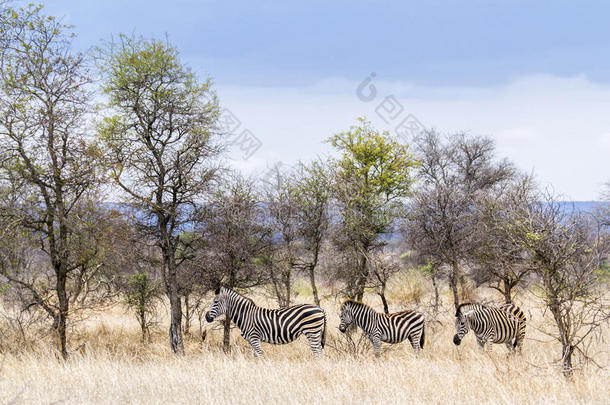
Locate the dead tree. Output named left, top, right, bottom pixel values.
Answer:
left=469, top=173, right=537, bottom=303
left=406, top=131, right=514, bottom=310
left=197, top=174, right=271, bottom=352
left=524, top=197, right=610, bottom=377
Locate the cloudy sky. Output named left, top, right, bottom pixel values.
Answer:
left=43, top=0, right=610, bottom=200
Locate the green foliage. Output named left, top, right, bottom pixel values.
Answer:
left=97, top=33, right=220, bottom=201
left=329, top=118, right=419, bottom=244
left=418, top=261, right=436, bottom=278
left=594, top=260, right=610, bottom=282
left=328, top=118, right=419, bottom=201
left=327, top=119, right=419, bottom=298
left=124, top=273, right=161, bottom=318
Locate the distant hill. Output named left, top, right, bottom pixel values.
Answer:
left=558, top=201, right=606, bottom=213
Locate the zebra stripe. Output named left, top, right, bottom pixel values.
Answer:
left=205, top=286, right=326, bottom=357
left=453, top=302, right=526, bottom=352
left=338, top=300, right=425, bottom=357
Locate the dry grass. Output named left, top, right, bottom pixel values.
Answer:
left=1, top=286, right=609, bottom=404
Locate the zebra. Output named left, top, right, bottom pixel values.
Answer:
left=338, top=300, right=425, bottom=357
left=453, top=302, right=527, bottom=353
left=205, top=286, right=326, bottom=357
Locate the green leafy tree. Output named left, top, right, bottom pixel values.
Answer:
left=328, top=118, right=418, bottom=301
left=124, top=273, right=163, bottom=343
left=98, top=35, right=221, bottom=355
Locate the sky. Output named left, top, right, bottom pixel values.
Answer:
left=36, top=0, right=610, bottom=200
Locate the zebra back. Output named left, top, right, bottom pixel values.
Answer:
left=222, top=287, right=325, bottom=345
left=341, top=300, right=425, bottom=347
left=456, top=302, right=526, bottom=345
left=499, top=303, right=526, bottom=324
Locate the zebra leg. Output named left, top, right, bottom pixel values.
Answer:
left=370, top=336, right=382, bottom=358
left=476, top=337, right=486, bottom=351
left=515, top=324, right=525, bottom=354
left=304, top=331, right=324, bottom=358
left=247, top=337, right=263, bottom=357
left=409, top=333, right=422, bottom=357
left=514, top=334, right=525, bottom=354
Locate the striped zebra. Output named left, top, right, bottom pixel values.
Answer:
left=338, top=300, right=425, bottom=357
left=453, top=303, right=527, bottom=352
left=205, top=286, right=326, bottom=357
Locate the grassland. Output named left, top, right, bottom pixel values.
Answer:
left=0, top=283, right=608, bottom=404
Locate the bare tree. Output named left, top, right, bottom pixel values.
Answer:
left=292, top=160, right=331, bottom=306
left=264, top=165, right=299, bottom=307
left=98, top=35, right=221, bottom=354
left=264, top=160, right=331, bottom=307
left=469, top=173, right=537, bottom=303
left=198, top=174, right=271, bottom=352
left=0, top=4, right=106, bottom=358
left=405, top=131, right=513, bottom=310
left=524, top=197, right=610, bottom=376
left=368, top=247, right=401, bottom=314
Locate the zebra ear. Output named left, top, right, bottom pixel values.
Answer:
left=214, top=286, right=221, bottom=295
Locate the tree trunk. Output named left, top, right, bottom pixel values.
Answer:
left=354, top=253, right=368, bottom=301
left=502, top=279, right=512, bottom=304
left=355, top=277, right=366, bottom=301
left=168, top=293, right=183, bottom=354
left=309, top=265, right=320, bottom=306
left=562, top=344, right=574, bottom=377
left=431, top=273, right=440, bottom=316
left=55, top=269, right=69, bottom=359
left=166, top=259, right=184, bottom=355
left=545, top=272, right=574, bottom=377
left=450, top=261, right=460, bottom=311
left=270, top=266, right=287, bottom=307
left=138, top=307, right=147, bottom=343
left=223, top=316, right=231, bottom=353
left=184, top=294, right=191, bottom=336
left=378, top=285, right=389, bottom=314
left=284, top=269, right=291, bottom=308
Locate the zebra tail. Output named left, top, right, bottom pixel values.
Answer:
left=321, top=311, right=327, bottom=349
left=420, top=324, right=425, bottom=349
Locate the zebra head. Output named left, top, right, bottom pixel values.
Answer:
left=205, top=286, right=228, bottom=322
left=338, top=301, right=354, bottom=333
left=453, top=304, right=474, bottom=345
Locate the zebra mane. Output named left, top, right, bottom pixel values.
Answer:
left=219, top=286, right=256, bottom=306
left=456, top=303, right=485, bottom=317
left=342, top=300, right=376, bottom=313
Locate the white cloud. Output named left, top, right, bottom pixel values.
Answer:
left=217, top=75, right=610, bottom=200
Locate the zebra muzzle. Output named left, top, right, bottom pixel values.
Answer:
left=205, top=312, right=214, bottom=323
left=453, top=334, right=461, bottom=345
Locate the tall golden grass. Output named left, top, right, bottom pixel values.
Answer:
left=0, top=282, right=608, bottom=404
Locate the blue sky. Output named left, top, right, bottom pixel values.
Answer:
left=47, top=0, right=610, bottom=86
left=38, top=1, right=610, bottom=199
